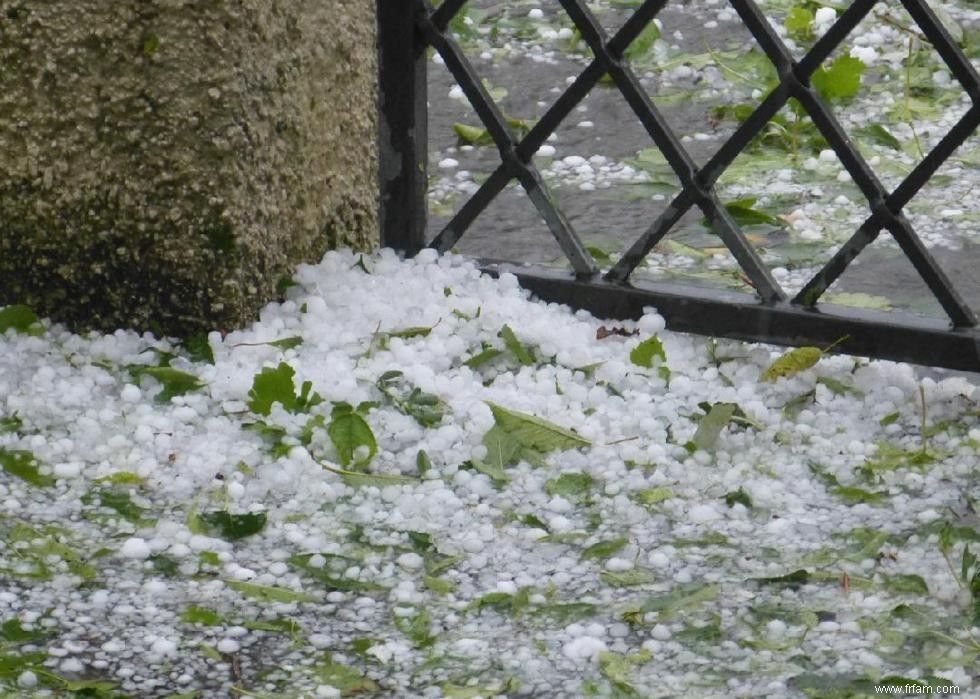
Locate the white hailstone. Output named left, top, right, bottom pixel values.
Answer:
left=120, top=538, right=152, bottom=560
left=60, top=658, right=84, bottom=673
left=17, top=671, right=38, bottom=688
left=438, top=158, right=459, bottom=170
left=143, top=580, right=168, bottom=595
left=448, top=85, right=464, bottom=100
left=650, top=624, right=671, bottom=640
left=226, top=481, right=245, bottom=500
left=151, top=637, right=178, bottom=657
left=397, top=552, right=424, bottom=570
left=309, top=634, right=332, bottom=649
left=562, top=636, right=607, bottom=663
left=528, top=8, right=544, bottom=20
left=605, top=557, right=634, bottom=572
left=216, top=638, right=241, bottom=653
left=536, top=144, right=556, bottom=157
left=120, top=383, right=143, bottom=403
left=461, top=535, right=484, bottom=553
left=850, top=45, right=877, bottom=65
left=316, top=687, right=342, bottom=699
left=647, top=550, right=670, bottom=569
left=766, top=619, right=787, bottom=637
left=53, top=461, right=82, bottom=478
left=814, top=7, right=837, bottom=25
left=563, top=155, right=587, bottom=167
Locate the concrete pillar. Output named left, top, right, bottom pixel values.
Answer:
left=0, top=0, right=377, bottom=336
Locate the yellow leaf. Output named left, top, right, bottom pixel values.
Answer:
left=761, top=346, right=823, bottom=382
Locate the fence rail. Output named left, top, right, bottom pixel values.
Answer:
left=377, top=0, right=980, bottom=372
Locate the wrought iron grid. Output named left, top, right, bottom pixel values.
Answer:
left=377, top=0, right=980, bottom=371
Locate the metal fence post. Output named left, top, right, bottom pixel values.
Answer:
left=377, top=0, right=428, bottom=255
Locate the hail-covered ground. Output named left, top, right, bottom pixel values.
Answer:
left=0, top=249, right=977, bottom=698
left=428, top=0, right=980, bottom=315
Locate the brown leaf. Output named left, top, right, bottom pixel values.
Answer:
left=841, top=571, right=850, bottom=594
left=596, top=326, right=638, bottom=340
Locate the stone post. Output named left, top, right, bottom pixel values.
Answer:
left=0, top=1, right=377, bottom=336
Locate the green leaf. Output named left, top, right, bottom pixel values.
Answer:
left=463, top=347, right=504, bottom=368
left=424, top=575, right=455, bottom=595
left=499, top=325, right=536, bottom=366
left=469, top=592, right=516, bottom=614
left=416, top=450, right=433, bottom=476
left=675, top=617, right=724, bottom=645
left=314, top=653, right=379, bottom=694
left=856, top=124, right=901, bottom=150
left=881, top=573, right=929, bottom=595
left=0, top=651, right=47, bottom=679
left=387, top=326, right=433, bottom=339
left=94, top=471, right=146, bottom=486
left=754, top=569, right=811, bottom=586
left=486, top=402, right=590, bottom=452
left=761, top=346, right=823, bottom=381
left=535, top=602, right=598, bottom=624
left=0, top=304, right=40, bottom=334
left=453, top=122, right=493, bottom=146
left=599, top=649, right=650, bottom=696
left=623, top=20, right=661, bottom=61
left=581, top=537, right=628, bottom=561
left=721, top=197, right=785, bottom=227
left=689, top=403, right=737, bottom=452
left=265, top=336, right=304, bottom=350
left=629, top=335, right=666, bottom=368
left=320, top=463, right=417, bottom=489
left=327, top=403, right=378, bottom=467
left=150, top=554, right=181, bottom=577
left=816, top=376, right=862, bottom=397
left=289, top=553, right=387, bottom=593
left=831, top=485, right=886, bottom=505
left=82, top=487, right=152, bottom=524
left=1, top=618, right=52, bottom=644
left=442, top=679, right=519, bottom=698
left=184, top=333, right=215, bottom=364
left=481, top=424, right=523, bottom=472
left=0, top=413, right=23, bottom=434
left=463, top=458, right=511, bottom=485
left=130, top=366, right=205, bottom=402
left=633, top=487, right=676, bottom=507
left=824, top=291, right=892, bottom=310
left=545, top=472, right=595, bottom=502
left=181, top=606, right=225, bottom=626
left=375, top=372, right=446, bottom=427
left=635, top=583, right=718, bottom=621
left=724, top=487, right=753, bottom=509
left=0, top=449, right=54, bottom=487
left=247, top=362, right=298, bottom=415
left=812, top=55, right=864, bottom=101
left=243, top=617, right=302, bottom=636
left=394, top=608, right=435, bottom=648
left=225, top=580, right=317, bottom=604
left=785, top=6, right=814, bottom=40
left=199, top=510, right=267, bottom=541
left=600, top=568, right=656, bottom=587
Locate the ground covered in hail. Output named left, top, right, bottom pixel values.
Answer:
left=0, top=249, right=977, bottom=699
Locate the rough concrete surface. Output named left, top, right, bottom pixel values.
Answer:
left=0, top=0, right=377, bottom=336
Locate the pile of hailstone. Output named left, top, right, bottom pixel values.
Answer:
left=0, top=249, right=977, bottom=698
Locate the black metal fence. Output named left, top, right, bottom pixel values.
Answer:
left=377, top=0, right=980, bottom=372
